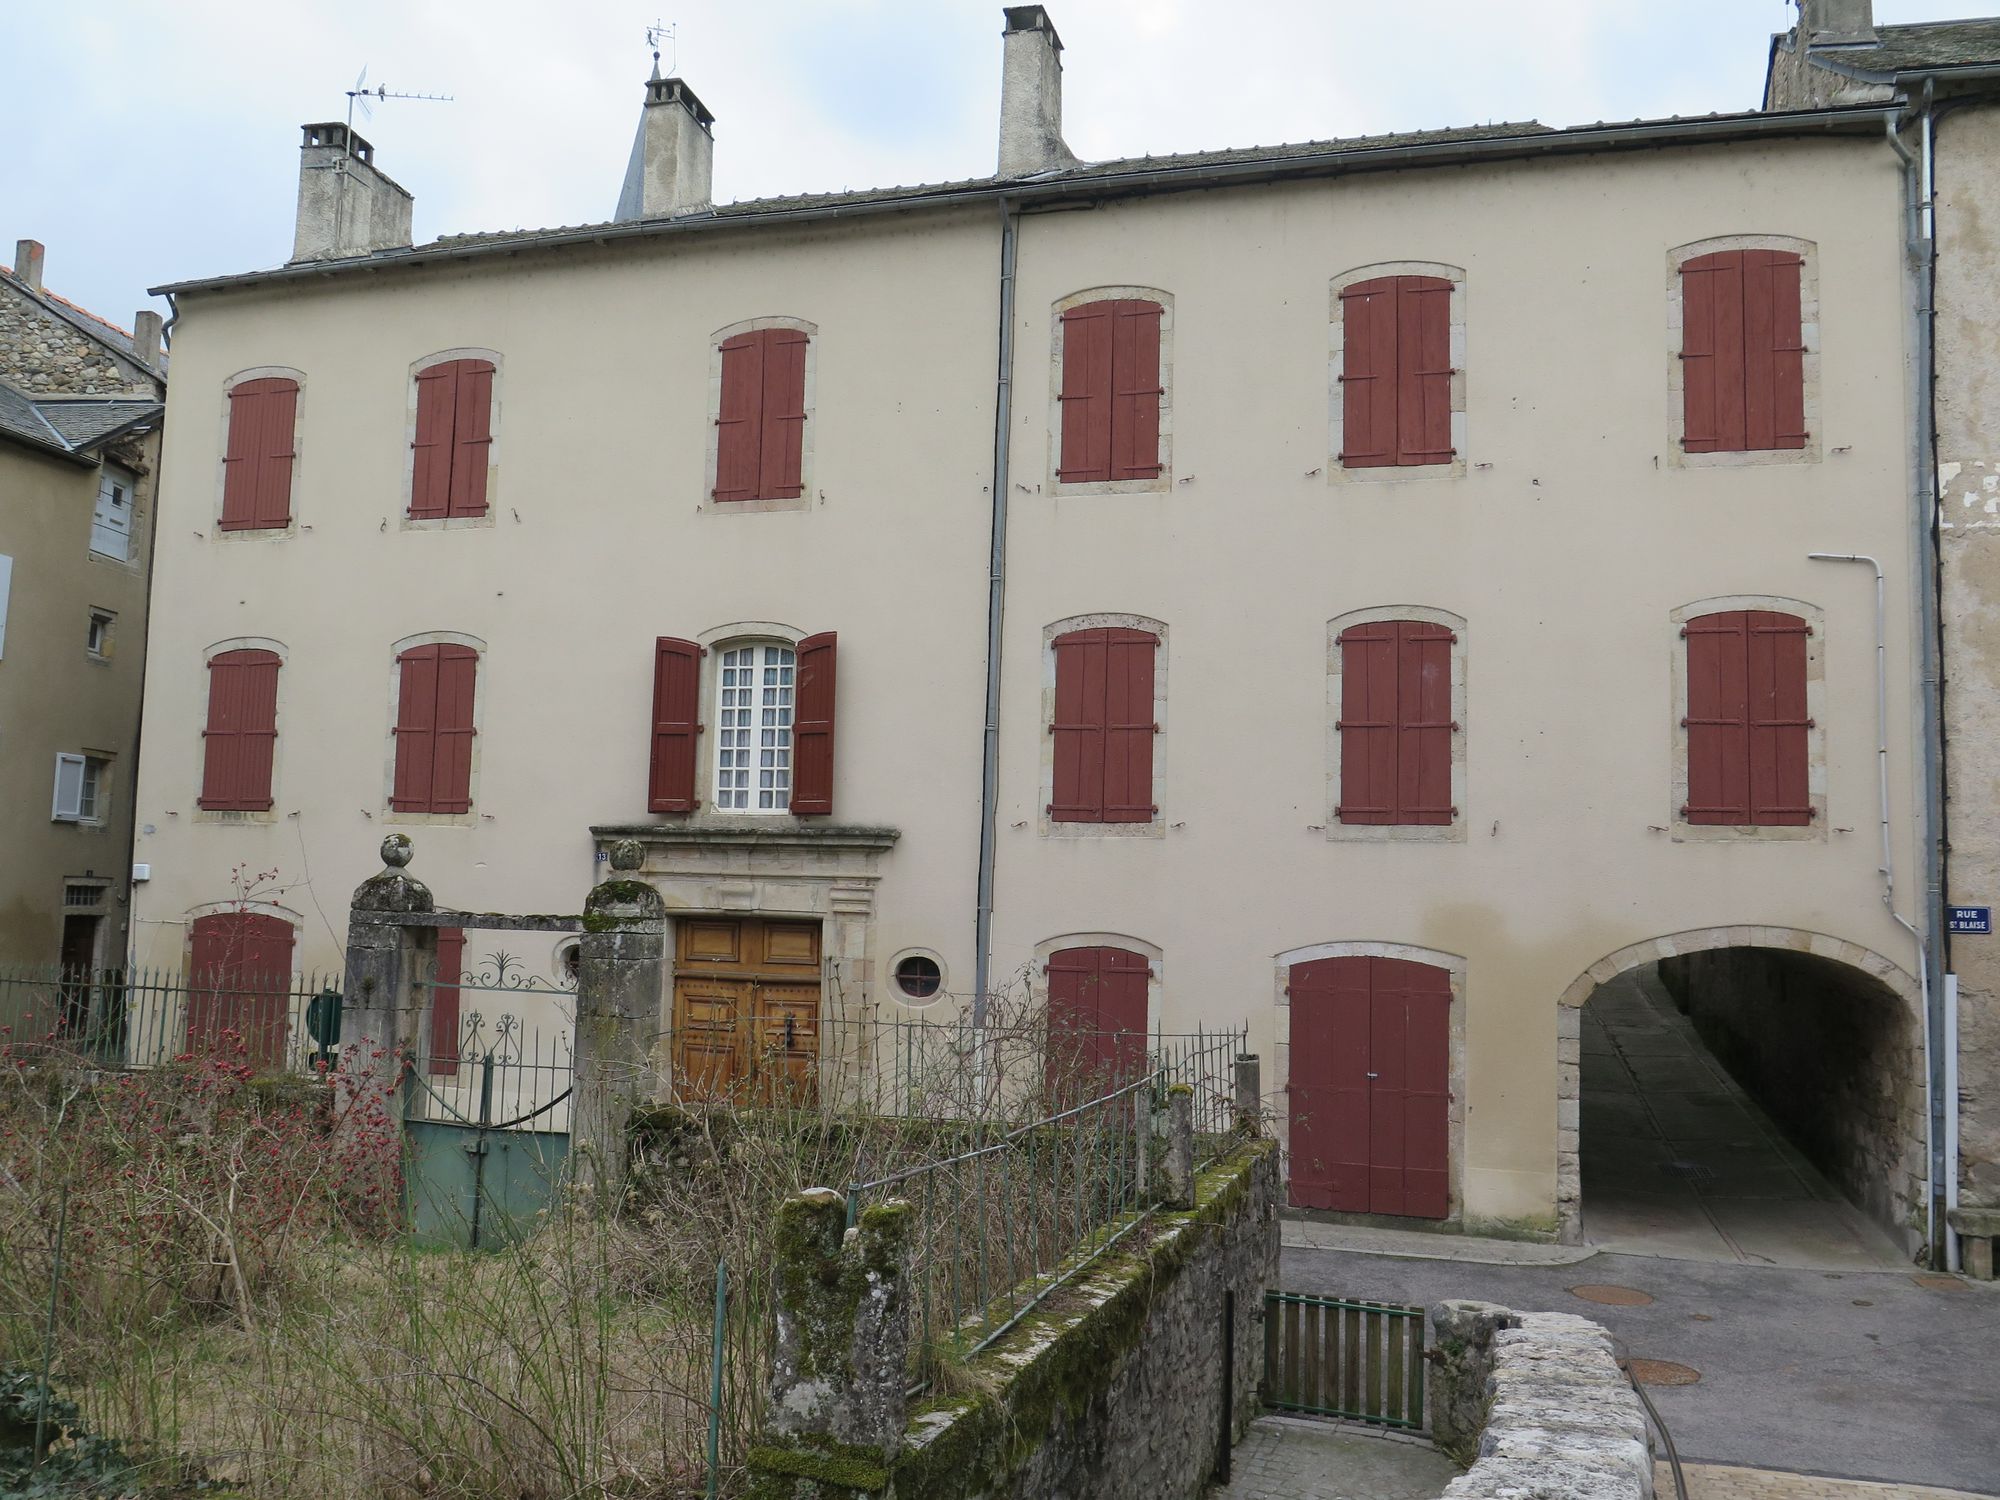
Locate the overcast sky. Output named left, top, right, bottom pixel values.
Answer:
left=4, top=0, right=1989, bottom=328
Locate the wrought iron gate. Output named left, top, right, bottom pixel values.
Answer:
left=1262, top=1292, right=1427, bottom=1430
left=405, top=952, right=574, bottom=1249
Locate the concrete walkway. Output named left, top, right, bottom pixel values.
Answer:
left=1209, top=1416, right=1458, bottom=1500
left=1580, top=968, right=1909, bottom=1270
left=1278, top=1245, right=2000, bottom=1493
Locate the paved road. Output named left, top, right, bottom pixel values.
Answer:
left=1280, top=1245, right=2000, bottom=1493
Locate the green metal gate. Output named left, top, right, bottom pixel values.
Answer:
left=1262, top=1292, right=1427, bottom=1430
left=405, top=957, right=574, bottom=1250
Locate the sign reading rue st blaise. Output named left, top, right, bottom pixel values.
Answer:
left=1949, top=906, right=1992, bottom=935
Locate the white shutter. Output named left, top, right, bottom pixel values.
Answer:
left=0, top=553, right=12, bottom=659
left=52, top=753, right=86, bottom=821
left=90, top=471, right=132, bottom=561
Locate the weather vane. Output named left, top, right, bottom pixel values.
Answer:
left=647, top=20, right=677, bottom=77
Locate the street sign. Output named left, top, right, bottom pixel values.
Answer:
left=1949, top=906, right=1992, bottom=935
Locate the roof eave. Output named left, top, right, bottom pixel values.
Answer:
left=150, top=106, right=1903, bottom=300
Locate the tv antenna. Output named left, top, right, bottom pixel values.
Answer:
left=646, top=20, right=677, bottom=78
left=345, top=65, right=454, bottom=135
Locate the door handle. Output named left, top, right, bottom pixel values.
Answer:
left=1365, top=1072, right=1380, bottom=1080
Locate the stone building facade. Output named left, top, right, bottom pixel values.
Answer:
left=1768, top=0, right=2000, bottom=1269
left=135, top=10, right=1936, bottom=1253
left=0, top=240, right=165, bottom=981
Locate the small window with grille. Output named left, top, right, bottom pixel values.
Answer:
left=64, top=882, right=107, bottom=911
left=714, top=643, right=795, bottom=812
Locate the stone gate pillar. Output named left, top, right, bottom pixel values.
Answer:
left=340, top=833, right=435, bottom=1130
left=571, top=839, right=666, bottom=1203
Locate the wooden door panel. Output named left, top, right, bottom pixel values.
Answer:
left=760, top=922, right=821, bottom=968
left=1288, top=957, right=1373, bottom=1212
left=673, top=977, right=749, bottom=1101
left=680, top=921, right=743, bottom=965
left=752, top=983, right=820, bottom=1105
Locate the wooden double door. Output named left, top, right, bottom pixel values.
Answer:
left=1287, top=956, right=1451, bottom=1219
left=671, top=917, right=822, bottom=1103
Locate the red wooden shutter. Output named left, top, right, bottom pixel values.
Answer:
left=1747, top=611, right=1812, bottom=825
left=1050, top=629, right=1108, bottom=821
left=648, top=637, right=702, bottom=812
left=1102, top=628, right=1158, bottom=822
left=1109, top=300, right=1164, bottom=480
left=391, top=646, right=440, bottom=811
left=410, top=363, right=458, bottom=518
left=1396, top=623, right=1455, bottom=825
left=187, top=911, right=293, bottom=1068
left=759, top=330, right=809, bottom=500
left=448, top=359, right=495, bottom=516
left=714, top=334, right=765, bottom=501
left=791, top=631, right=837, bottom=815
left=1046, top=945, right=1148, bottom=1102
left=430, top=645, right=478, bottom=813
left=429, top=927, right=465, bottom=1075
left=1683, top=611, right=1752, bottom=824
left=1683, top=250, right=1797, bottom=455
left=1286, top=956, right=1374, bottom=1211
left=1398, top=277, right=1455, bottom=465
left=1057, top=302, right=1114, bottom=483
left=1339, top=279, right=1399, bottom=469
left=220, top=377, right=298, bottom=530
left=1337, top=623, right=1398, bottom=824
left=1368, top=958, right=1452, bottom=1220
left=199, top=649, right=280, bottom=811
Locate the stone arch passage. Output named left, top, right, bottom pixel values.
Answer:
left=1558, top=928, right=1921, bottom=1263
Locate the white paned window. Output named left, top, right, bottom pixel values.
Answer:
left=91, top=468, right=134, bottom=561
left=0, top=553, right=12, bottom=658
left=714, top=643, right=795, bottom=812
left=52, top=753, right=86, bottom=820
left=87, top=610, right=112, bottom=657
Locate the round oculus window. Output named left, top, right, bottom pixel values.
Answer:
left=893, top=953, right=943, bottom=1001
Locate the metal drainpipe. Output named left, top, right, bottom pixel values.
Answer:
left=1880, top=92, right=1953, bottom=1269
left=972, top=200, right=1021, bottom=1029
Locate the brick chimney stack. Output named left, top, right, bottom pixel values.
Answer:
left=12, top=239, right=45, bottom=292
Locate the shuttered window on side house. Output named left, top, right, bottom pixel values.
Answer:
left=1058, top=299, right=1164, bottom=484
left=713, top=328, right=808, bottom=502
left=199, top=649, right=281, bottom=811
left=391, top=643, right=478, bottom=813
left=1684, top=610, right=1811, bottom=825
left=1337, top=620, right=1455, bottom=826
left=1340, top=276, right=1454, bottom=469
left=1050, top=627, right=1158, bottom=823
left=410, top=358, right=496, bottom=518
left=220, top=377, right=299, bottom=530
left=1681, top=250, right=1807, bottom=454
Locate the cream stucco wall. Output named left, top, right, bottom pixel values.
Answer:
left=135, top=134, right=1921, bottom=1237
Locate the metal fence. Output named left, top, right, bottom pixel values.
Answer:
left=1262, top=1292, right=1427, bottom=1430
left=840, top=1022, right=1245, bottom=1389
left=0, top=963, right=344, bottom=1073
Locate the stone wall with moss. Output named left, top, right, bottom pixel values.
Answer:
left=887, top=1140, right=1278, bottom=1500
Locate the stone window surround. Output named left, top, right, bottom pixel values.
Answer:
left=1037, top=612, right=1168, bottom=840
left=1045, top=286, right=1175, bottom=497
left=1666, top=234, right=1822, bottom=470
left=590, top=823, right=900, bottom=1069
left=193, top=636, right=288, bottom=826
left=213, top=366, right=306, bottom=541
left=381, top=630, right=486, bottom=827
left=1553, top=926, right=1920, bottom=1245
left=1328, top=261, right=1469, bottom=486
left=1325, top=605, right=1469, bottom=844
left=1668, top=594, right=1826, bottom=842
left=1271, top=939, right=1468, bottom=1229
left=401, top=347, right=503, bottom=533
left=701, top=316, right=819, bottom=517
left=1028, top=932, right=1164, bottom=1037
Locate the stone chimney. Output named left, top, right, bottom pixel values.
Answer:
left=998, top=6, right=1077, bottom=178
left=1803, top=0, right=1877, bottom=46
left=133, top=310, right=163, bottom=369
left=12, top=239, right=45, bottom=293
left=291, top=123, right=414, bottom=263
left=615, top=72, right=715, bottom=221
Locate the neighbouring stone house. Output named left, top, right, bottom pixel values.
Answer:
left=0, top=240, right=165, bottom=987
left=1768, top=0, right=2000, bottom=1274
left=133, top=8, right=1939, bottom=1256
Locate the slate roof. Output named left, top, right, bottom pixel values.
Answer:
left=1814, top=19, right=2000, bottom=75
left=155, top=106, right=1898, bottom=297
left=0, top=381, right=162, bottom=461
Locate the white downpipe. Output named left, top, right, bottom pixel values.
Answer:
left=1808, top=551, right=1939, bottom=1265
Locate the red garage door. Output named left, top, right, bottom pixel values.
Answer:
left=1288, top=955, right=1450, bottom=1218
